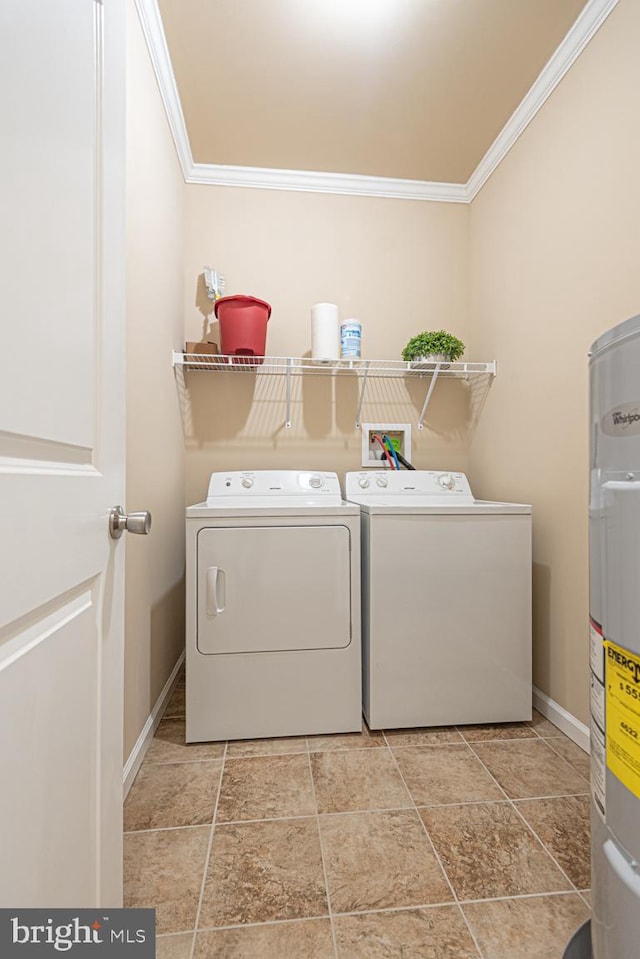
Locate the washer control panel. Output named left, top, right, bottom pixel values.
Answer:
left=345, top=470, right=474, bottom=502
left=207, top=470, right=341, bottom=501
left=438, top=472, right=456, bottom=490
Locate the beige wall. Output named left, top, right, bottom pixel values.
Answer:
left=183, top=187, right=474, bottom=504
left=124, top=1, right=185, bottom=761
left=468, top=0, right=640, bottom=725
left=127, top=0, right=640, bottom=741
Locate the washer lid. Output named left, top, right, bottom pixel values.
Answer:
left=351, top=500, right=531, bottom=514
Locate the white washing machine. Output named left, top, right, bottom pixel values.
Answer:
left=345, top=470, right=532, bottom=729
left=186, top=470, right=362, bottom=742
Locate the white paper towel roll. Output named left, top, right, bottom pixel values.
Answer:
left=311, top=302, right=340, bottom=361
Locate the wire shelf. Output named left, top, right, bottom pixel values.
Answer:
left=172, top=351, right=496, bottom=430
left=173, top=352, right=496, bottom=378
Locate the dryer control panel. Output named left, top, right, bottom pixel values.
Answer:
left=207, top=470, right=343, bottom=502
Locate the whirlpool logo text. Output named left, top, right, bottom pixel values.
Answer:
left=612, top=410, right=640, bottom=427
left=601, top=402, right=640, bottom=436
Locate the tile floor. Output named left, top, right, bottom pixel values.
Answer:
left=124, top=676, right=591, bottom=959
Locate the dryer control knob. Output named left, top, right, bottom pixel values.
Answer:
left=359, top=477, right=370, bottom=489
left=309, top=474, right=324, bottom=489
left=438, top=473, right=455, bottom=490
left=376, top=476, right=389, bottom=488
left=241, top=477, right=254, bottom=488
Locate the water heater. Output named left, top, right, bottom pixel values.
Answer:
left=588, top=314, right=640, bottom=958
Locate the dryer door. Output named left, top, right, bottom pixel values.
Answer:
left=197, top=525, right=352, bottom=653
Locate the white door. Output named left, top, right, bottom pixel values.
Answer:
left=0, top=0, right=126, bottom=906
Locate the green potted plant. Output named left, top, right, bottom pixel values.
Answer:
left=401, top=330, right=465, bottom=364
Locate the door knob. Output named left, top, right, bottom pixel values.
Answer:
left=109, top=506, right=152, bottom=539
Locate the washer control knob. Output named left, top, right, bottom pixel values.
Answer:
left=438, top=473, right=455, bottom=490
left=241, top=477, right=253, bottom=488
left=358, top=477, right=370, bottom=489
left=309, top=474, right=324, bottom=489
left=376, top=476, right=389, bottom=488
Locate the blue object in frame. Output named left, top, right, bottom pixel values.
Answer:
left=382, top=434, right=400, bottom=470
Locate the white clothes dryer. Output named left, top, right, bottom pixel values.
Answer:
left=344, top=470, right=532, bottom=729
left=186, top=470, right=361, bottom=742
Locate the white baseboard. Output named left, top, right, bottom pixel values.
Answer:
left=123, top=651, right=186, bottom=798
left=533, top=685, right=590, bottom=753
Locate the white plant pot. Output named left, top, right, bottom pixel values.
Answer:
left=408, top=353, right=452, bottom=369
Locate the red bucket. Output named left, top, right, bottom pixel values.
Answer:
left=215, top=295, right=271, bottom=364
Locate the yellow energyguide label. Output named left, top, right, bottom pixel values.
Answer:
left=605, top=639, right=640, bottom=798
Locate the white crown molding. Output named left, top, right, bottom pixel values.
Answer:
left=466, top=0, right=620, bottom=200
left=185, top=163, right=468, bottom=202
left=139, top=0, right=618, bottom=203
left=134, top=0, right=193, bottom=179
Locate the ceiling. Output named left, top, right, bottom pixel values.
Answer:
left=157, top=0, right=589, bottom=185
